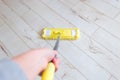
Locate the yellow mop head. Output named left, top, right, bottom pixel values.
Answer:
left=41, top=28, right=80, bottom=40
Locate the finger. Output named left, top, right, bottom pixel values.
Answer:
left=52, top=57, right=60, bottom=71
left=38, top=48, right=58, bottom=62
left=39, top=56, right=60, bottom=76
left=47, top=50, right=58, bottom=62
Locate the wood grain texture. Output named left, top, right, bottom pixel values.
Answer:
left=49, top=40, right=110, bottom=80
left=103, top=0, right=120, bottom=9
left=70, top=1, right=120, bottom=39
left=2, top=0, right=30, bottom=16
left=0, top=0, right=120, bottom=80
left=0, top=0, right=47, bottom=49
left=22, top=0, right=100, bottom=37
left=92, top=28, right=120, bottom=59
left=110, top=77, right=118, bottom=80
left=38, top=0, right=119, bottom=79
left=40, top=0, right=99, bottom=36
left=0, top=38, right=9, bottom=60
left=58, top=0, right=120, bottom=40
left=59, top=0, right=79, bottom=8
left=80, top=0, right=120, bottom=18
left=46, top=44, right=87, bottom=80
left=0, top=24, right=29, bottom=56
left=0, top=17, right=4, bottom=26
left=21, top=9, right=111, bottom=80
left=73, top=32, right=120, bottom=79
left=92, top=28, right=120, bottom=79
left=115, top=13, right=120, bottom=22
left=38, top=1, right=120, bottom=79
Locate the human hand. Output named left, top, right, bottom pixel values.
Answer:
left=12, top=48, right=59, bottom=80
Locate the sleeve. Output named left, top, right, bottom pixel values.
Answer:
left=0, top=59, right=28, bottom=80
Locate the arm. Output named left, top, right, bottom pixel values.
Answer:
left=0, top=48, right=59, bottom=80
left=13, top=48, right=59, bottom=80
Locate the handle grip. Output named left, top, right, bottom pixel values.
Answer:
left=41, top=62, right=55, bottom=80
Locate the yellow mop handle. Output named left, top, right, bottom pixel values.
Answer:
left=41, top=62, right=55, bottom=80
left=41, top=36, right=60, bottom=80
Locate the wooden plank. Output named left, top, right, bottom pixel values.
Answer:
left=59, top=0, right=79, bottom=8
left=21, top=10, right=49, bottom=32
left=92, top=28, right=120, bottom=58
left=0, top=24, right=29, bottom=56
left=94, top=17, right=120, bottom=39
left=110, top=76, right=118, bottom=80
left=58, top=0, right=120, bottom=40
left=26, top=1, right=120, bottom=79
left=22, top=0, right=72, bottom=28
left=21, top=10, right=110, bottom=80
left=60, top=0, right=120, bottom=18
left=41, top=0, right=100, bottom=36
left=40, top=39, right=111, bottom=80
left=70, top=1, right=106, bottom=22
left=115, top=13, right=120, bottom=23
left=22, top=0, right=99, bottom=36
left=0, top=17, right=4, bottom=26
left=0, top=39, right=9, bottom=60
left=2, top=0, right=30, bottom=16
left=92, top=27, right=120, bottom=58
left=72, top=32, right=120, bottom=80
left=48, top=40, right=110, bottom=80
left=0, top=1, right=47, bottom=49
left=46, top=44, right=87, bottom=80
left=81, top=0, right=120, bottom=18
left=71, top=1, right=120, bottom=39
left=103, top=0, right=120, bottom=9
left=0, top=49, right=7, bottom=60
left=0, top=32, right=10, bottom=57
left=55, top=57, right=87, bottom=80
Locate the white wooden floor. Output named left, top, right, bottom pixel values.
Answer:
left=0, top=0, right=120, bottom=80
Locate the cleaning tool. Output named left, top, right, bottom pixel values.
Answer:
left=41, top=28, right=80, bottom=40
left=41, top=36, right=60, bottom=80
left=41, top=28, right=80, bottom=80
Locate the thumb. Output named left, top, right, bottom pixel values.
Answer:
left=40, top=48, right=58, bottom=62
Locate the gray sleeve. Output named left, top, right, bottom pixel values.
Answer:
left=0, top=59, right=28, bottom=80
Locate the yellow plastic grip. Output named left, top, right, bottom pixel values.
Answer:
left=41, top=62, right=55, bottom=80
